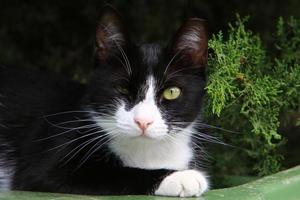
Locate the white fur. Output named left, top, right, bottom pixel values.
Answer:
left=155, top=169, right=209, bottom=197
left=109, top=130, right=192, bottom=170
left=94, top=76, right=194, bottom=170
left=0, top=152, right=14, bottom=191
left=0, top=166, right=12, bottom=191
left=0, top=96, right=12, bottom=190
left=133, top=76, right=159, bottom=131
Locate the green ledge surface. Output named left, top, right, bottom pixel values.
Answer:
left=0, top=165, right=300, bottom=200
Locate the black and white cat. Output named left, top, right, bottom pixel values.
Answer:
left=0, top=7, right=209, bottom=197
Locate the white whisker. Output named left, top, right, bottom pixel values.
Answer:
left=34, top=124, right=99, bottom=142
left=44, top=128, right=114, bottom=152
left=76, top=133, right=118, bottom=170
left=61, top=131, right=115, bottom=165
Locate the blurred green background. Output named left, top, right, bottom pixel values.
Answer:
left=1, top=0, right=300, bottom=78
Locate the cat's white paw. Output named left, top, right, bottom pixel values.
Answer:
left=154, top=170, right=208, bottom=197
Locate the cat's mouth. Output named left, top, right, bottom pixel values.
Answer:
left=115, top=126, right=171, bottom=141
left=132, top=134, right=154, bottom=140
left=124, top=133, right=167, bottom=143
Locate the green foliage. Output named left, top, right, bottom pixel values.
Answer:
left=275, top=17, right=300, bottom=111
left=205, top=16, right=300, bottom=177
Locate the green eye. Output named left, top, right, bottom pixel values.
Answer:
left=115, top=85, right=129, bottom=95
left=163, top=87, right=181, bottom=100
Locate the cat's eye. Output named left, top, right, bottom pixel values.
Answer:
left=162, top=87, right=181, bottom=100
left=115, top=85, right=129, bottom=95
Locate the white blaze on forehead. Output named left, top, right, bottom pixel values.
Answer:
left=133, top=76, right=158, bottom=120
left=143, top=76, right=156, bottom=103
left=145, top=76, right=155, bottom=101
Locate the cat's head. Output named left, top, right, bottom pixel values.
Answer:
left=85, top=7, right=208, bottom=143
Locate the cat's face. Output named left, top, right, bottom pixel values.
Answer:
left=85, top=9, right=207, bottom=144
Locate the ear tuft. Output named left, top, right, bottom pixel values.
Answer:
left=172, top=18, right=208, bottom=66
left=96, top=6, right=126, bottom=61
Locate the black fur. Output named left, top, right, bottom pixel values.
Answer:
left=0, top=7, right=208, bottom=195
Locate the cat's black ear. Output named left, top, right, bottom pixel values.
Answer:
left=95, top=6, right=127, bottom=62
left=171, top=18, right=208, bottom=66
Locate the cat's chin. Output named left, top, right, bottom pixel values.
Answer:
left=125, top=133, right=167, bottom=141
left=140, top=134, right=166, bottom=141
left=113, top=128, right=169, bottom=141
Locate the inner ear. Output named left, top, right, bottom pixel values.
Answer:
left=171, top=18, right=208, bottom=66
left=95, top=6, right=127, bottom=62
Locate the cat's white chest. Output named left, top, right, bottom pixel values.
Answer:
left=109, top=132, right=193, bottom=170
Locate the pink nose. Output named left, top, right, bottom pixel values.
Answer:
left=134, top=117, right=154, bottom=132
